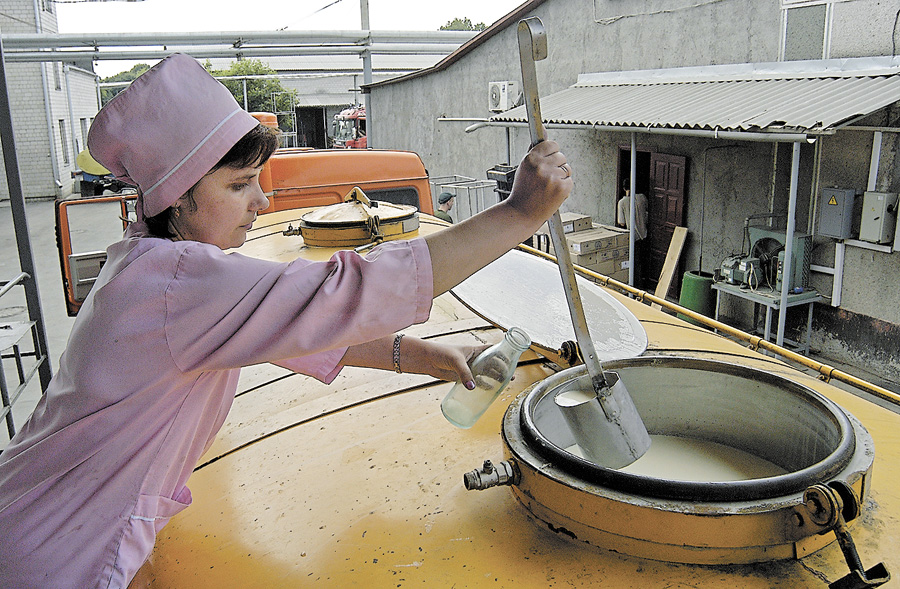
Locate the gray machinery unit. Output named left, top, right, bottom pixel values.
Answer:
left=748, top=226, right=812, bottom=291
left=718, top=217, right=811, bottom=292
left=719, top=255, right=763, bottom=288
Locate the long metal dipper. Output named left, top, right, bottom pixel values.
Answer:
left=517, top=17, right=651, bottom=468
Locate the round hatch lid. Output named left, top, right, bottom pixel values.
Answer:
left=450, top=249, right=647, bottom=362
left=299, top=197, right=419, bottom=247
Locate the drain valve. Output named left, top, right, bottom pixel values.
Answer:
left=802, top=482, right=890, bottom=588
left=463, top=460, right=520, bottom=491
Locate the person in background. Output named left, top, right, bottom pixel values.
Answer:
left=435, top=191, right=455, bottom=223
left=0, top=53, right=573, bottom=588
left=616, top=177, right=649, bottom=286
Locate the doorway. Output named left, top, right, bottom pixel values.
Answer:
left=617, top=147, right=688, bottom=296
left=295, top=106, right=328, bottom=149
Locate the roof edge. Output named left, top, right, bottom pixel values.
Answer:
left=576, top=56, right=900, bottom=86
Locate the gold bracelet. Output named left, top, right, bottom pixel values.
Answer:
left=392, top=333, right=405, bottom=373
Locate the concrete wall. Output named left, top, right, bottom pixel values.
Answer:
left=809, top=111, right=900, bottom=382
left=370, top=0, right=782, bottom=180
left=369, top=0, right=900, bottom=383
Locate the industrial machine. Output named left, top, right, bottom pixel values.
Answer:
left=748, top=225, right=812, bottom=291
left=132, top=208, right=897, bottom=588
left=718, top=215, right=811, bottom=291
left=719, top=254, right=763, bottom=288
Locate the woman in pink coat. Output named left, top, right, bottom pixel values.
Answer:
left=0, top=53, right=572, bottom=588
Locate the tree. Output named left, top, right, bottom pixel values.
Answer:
left=98, top=58, right=298, bottom=135
left=100, top=63, right=151, bottom=105
left=205, top=59, right=298, bottom=134
left=440, top=17, right=487, bottom=31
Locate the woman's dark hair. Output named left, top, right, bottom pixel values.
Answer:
left=145, top=123, right=279, bottom=237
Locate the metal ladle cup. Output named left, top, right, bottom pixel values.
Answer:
left=553, top=373, right=648, bottom=469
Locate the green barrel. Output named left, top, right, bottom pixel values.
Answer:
left=677, top=271, right=715, bottom=326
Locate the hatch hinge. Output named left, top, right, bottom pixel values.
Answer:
left=802, top=482, right=890, bottom=589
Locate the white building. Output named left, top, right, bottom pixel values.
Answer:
left=1, top=0, right=100, bottom=201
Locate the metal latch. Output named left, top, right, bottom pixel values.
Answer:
left=345, top=186, right=384, bottom=252
left=802, top=482, right=890, bottom=588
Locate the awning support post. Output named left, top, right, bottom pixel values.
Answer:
left=628, top=133, right=637, bottom=287
left=776, top=141, right=801, bottom=347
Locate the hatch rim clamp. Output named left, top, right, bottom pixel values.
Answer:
left=802, top=482, right=890, bottom=589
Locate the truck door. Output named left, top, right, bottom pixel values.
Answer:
left=55, top=195, right=135, bottom=316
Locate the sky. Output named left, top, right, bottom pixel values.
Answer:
left=56, top=0, right=525, bottom=33
left=55, top=0, right=525, bottom=76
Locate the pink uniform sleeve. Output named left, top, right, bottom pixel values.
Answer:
left=164, top=238, right=433, bottom=379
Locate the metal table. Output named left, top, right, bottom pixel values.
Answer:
left=712, top=282, right=824, bottom=354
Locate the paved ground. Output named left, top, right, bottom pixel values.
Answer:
left=2, top=198, right=898, bottom=451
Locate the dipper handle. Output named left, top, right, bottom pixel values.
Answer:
left=517, top=17, right=650, bottom=465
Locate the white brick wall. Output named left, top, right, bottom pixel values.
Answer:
left=1, top=0, right=99, bottom=201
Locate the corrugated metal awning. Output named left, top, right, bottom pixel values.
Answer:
left=490, top=57, right=900, bottom=140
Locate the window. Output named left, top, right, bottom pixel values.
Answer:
left=80, top=118, right=89, bottom=153
left=783, top=4, right=828, bottom=60
left=365, top=187, right=421, bottom=210
left=59, top=120, right=70, bottom=165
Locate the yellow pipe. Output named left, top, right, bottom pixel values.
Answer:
left=517, top=244, right=900, bottom=408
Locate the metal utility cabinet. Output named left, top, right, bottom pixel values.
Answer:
left=818, top=188, right=859, bottom=240
left=859, top=191, right=898, bottom=244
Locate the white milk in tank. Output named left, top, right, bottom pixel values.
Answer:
left=558, top=390, right=787, bottom=481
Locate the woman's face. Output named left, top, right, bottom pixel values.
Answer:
left=173, top=164, right=270, bottom=249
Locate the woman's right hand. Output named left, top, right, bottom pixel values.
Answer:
left=423, top=140, right=574, bottom=296
left=506, top=140, right=574, bottom=225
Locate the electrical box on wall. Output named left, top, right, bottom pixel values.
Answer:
left=818, top=188, right=859, bottom=239
left=859, top=191, right=898, bottom=244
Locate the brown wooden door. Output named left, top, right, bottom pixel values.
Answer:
left=647, top=153, right=688, bottom=295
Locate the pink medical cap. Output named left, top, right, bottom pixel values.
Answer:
left=87, top=53, right=259, bottom=219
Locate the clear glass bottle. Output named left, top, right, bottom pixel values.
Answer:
left=441, top=327, right=531, bottom=429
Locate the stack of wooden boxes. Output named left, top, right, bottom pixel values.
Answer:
left=534, top=212, right=631, bottom=283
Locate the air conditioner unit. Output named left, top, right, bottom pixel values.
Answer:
left=488, top=81, right=517, bottom=112
left=747, top=226, right=812, bottom=291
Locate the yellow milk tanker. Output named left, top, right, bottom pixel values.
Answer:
left=122, top=206, right=897, bottom=588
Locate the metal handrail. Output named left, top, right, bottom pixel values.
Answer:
left=0, top=272, right=29, bottom=299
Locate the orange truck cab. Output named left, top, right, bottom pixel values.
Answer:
left=258, top=148, right=433, bottom=215
left=249, top=111, right=430, bottom=214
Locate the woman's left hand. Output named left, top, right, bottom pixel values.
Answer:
left=398, top=337, right=489, bottom=385
left=341, top=335, right=488, bottom=386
